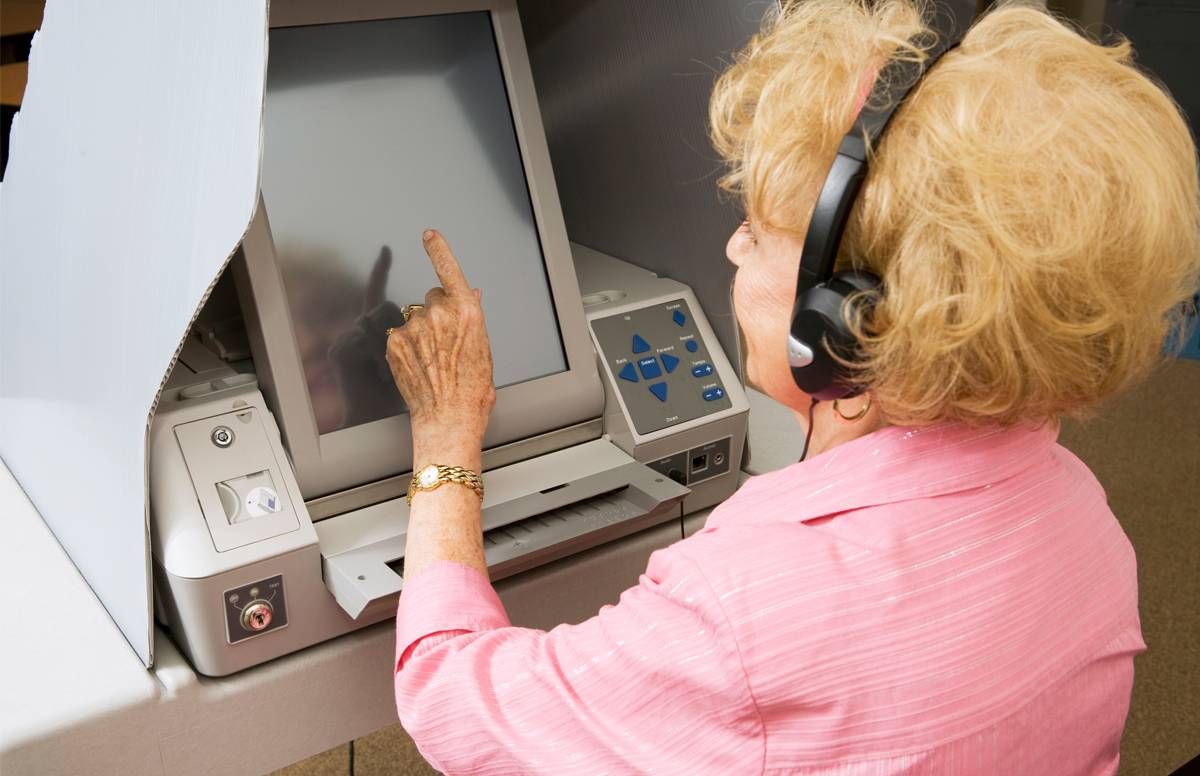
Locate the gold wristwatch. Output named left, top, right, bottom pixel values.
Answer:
left=407, top=464, right=484, bottom=506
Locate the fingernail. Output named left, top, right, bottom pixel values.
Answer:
left=422, top=229, right=434, bottom=242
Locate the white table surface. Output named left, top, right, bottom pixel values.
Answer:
left=0, top=390, right=800, bottom=776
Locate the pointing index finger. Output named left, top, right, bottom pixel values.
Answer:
left=422, top=229, right=470, bottom=295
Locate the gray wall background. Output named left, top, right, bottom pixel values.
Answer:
left=517, top=0, right=769, bottom=358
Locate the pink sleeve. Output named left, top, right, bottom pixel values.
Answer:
left=394, top=561, right=512, bottom=669
left=393, top=551, right=764, bottom=774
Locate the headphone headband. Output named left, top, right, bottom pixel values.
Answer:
left=787, top=39, right=961, bottom=400
left=797, top=42, right=961, bottom=295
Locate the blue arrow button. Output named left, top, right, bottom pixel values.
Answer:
left=649, top=382, right=668, bottom=402
left=661, top=353, right=680, bottom=374
left=632, top=334, right=651, bottom=354
left=618, top=363, right=639, bottom=383
left=672, top=309, right=687, bottom=326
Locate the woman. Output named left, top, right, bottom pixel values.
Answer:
left=384, top=1, right=1200, bottom=773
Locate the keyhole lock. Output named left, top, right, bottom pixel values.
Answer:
left=211, top=425, right=235, bottom=448
left=241, top=600, right=274, bottom=631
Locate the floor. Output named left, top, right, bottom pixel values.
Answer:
left=271, top=726, right=436, bottom=776
left=277, top=358, right=1199, bottom=776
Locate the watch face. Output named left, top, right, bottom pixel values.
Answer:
left=418, top=465, right=440, bottom=488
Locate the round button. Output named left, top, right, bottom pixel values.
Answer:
left=241, top=600, right=274, bottom=632
left=211, top=426, right=235, bottom=448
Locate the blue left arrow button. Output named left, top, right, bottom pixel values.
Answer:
left=649, top=382, right=668, bottom=402
left=618, top=363, right=639, bottom=383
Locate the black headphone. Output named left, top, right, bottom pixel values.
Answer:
left=788, top=43, right=960, bottom=401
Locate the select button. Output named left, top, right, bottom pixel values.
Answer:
left=638, top=357, right=662, bottom=380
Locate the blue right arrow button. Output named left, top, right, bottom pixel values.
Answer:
left=648, top=382, right=668, bottom=402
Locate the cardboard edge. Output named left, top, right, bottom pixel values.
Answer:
left=139, top=2, right=271, bottom=669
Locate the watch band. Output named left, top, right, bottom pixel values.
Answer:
left=407, top=463, right=484, bottom=506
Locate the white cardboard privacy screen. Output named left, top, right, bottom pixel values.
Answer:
left=0, top=0, right=267, bottom=666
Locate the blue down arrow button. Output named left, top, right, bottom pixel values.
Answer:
left=618, top=362, right=639, bottom=383
left=648, top=382, right=668, bottom=402
left=660, top=353, right=680, bottom=374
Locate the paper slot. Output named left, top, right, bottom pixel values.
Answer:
left=216, top=470, right=280, bottom=524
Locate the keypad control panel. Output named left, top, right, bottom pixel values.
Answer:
left=590, top=299, right=733, bottom=435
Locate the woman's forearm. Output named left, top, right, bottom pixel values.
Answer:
left=402, top=434, right=487, bottom=580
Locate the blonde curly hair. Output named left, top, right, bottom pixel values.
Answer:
left=710, top=0, right=1200, bottom=426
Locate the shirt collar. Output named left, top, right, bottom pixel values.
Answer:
left=707, top=421, right=1060, bottom=529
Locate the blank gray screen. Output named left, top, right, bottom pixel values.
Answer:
left=262, top=13, right=567, bottom=435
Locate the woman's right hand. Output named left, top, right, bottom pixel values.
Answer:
left=384, top=230, right=496, bottom=465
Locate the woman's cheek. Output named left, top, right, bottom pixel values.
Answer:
left=735, top=266, right=809, bottom=407
left=734, top=272, right=784, bottom=385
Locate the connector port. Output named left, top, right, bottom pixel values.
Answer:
left=691, top=453, right=708, bottom=474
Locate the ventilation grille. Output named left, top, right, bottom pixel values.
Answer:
left=483, top=487, right=636, bottom=549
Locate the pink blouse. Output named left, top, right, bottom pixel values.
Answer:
left=394, top=422, right=1143, bottom=774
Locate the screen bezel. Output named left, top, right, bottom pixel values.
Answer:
left=240, top=0, right=604, bottom=499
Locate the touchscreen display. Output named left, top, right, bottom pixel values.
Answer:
left=263, top=12, right=567, bottom=434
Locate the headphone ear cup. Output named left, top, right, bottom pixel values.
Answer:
left=789, top=271, right=880, bottom=401
left=830, top=269, right=881, bottom=297
left=828, top=270, right=881, bottom=338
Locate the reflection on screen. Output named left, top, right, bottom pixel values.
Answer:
left=263, top=13, right=567, bottom=435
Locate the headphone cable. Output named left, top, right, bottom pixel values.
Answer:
left=799, top=399, right=819, bottom=462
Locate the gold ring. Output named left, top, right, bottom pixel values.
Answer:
left=401, top=304, right=425, bottom=323
left=386, top=327, right=401, bottom=338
